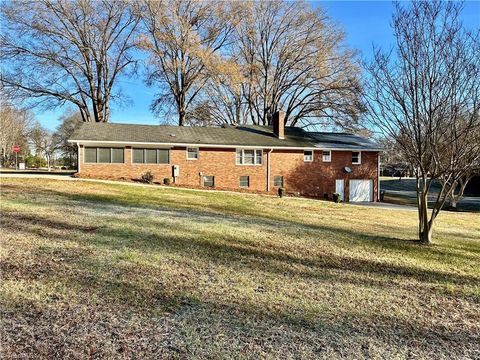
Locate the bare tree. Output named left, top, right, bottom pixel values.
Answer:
left=235, top=1, right=362, bottom=128
left=187, top=59, right=247, bottom=126
left=29, top=123, right=58, bottom=171
left=364, top=1, right=480, bottom=243
left=1, top=0, right=140, bottom=122
left=138, top=0, right=240, bottom=126
left=0, top=94, right=34, bottom=167
left=52, top=110, right=82, bottom=167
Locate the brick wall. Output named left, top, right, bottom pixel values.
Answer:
left=269, top=150, right=379, bottom=201
left=77, top=145, right=379, bottom=201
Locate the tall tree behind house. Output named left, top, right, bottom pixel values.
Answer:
left=1, top=0, right=141, bottom=122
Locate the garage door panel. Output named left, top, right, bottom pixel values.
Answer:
left=349, top=180, right=373, bottom=202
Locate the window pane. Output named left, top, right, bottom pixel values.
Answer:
left=243, top=150, right=254, bottom=164
left=158, top=149, right=169, bottom=164
left=352, top=152, right=360, bottom=163
left=304, top=151, right=313, bottom=161
left=132, top=149, right=144, bottom=163
left=255, top=150, right=262, bottom=165
left=98, top=148, right=111, bottom=163
left=204, top=176, right=214, bottom=187
left=322, top=151, right=331, bottom=161
left=274, top=176, right=283, bottom=187
left=111, top=148, right=124, bottom=163
left=236, top=150, right=242, bottom=164
left=85, top=147, right=97, bottom=163
left=239, top=176, right=249, bottom=187
left=187, top=148, right=198, bottom=159
left=145, top=149, right=157, bottom=164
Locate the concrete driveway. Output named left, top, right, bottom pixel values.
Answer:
left=380, top=178, right=480, bottom=212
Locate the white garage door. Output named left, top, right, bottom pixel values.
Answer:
left=349, top=180, right=373, bottom=202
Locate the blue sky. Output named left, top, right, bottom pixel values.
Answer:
left=37, top=1, right=480, bottom=131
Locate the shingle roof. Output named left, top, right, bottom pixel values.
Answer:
left=69, top=122, right=381, bottom=150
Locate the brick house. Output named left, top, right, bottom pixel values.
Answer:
left=68, top=112, right=382, bottom=202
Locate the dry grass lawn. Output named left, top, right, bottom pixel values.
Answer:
left=1, top=177, right=479, bottom=359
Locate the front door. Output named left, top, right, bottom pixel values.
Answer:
left=335, top=179, right=344, bottom=201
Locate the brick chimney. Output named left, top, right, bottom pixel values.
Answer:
left=273, top=111, right=285, bottom=140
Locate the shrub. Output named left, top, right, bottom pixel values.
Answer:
left=163, top=178, right=171, bottom=185
left=141, top=171, right=154, bottom=184
left=332, top=193, right=341, bottom=203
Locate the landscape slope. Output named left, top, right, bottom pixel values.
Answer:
left=1, top=178, right=479, bottom=359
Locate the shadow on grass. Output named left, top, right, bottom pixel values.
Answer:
left=2, top=210, right=479, bottom=358
left=2, top=208, right=479, bottom=291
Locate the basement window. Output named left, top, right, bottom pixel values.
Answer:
left=239, top=176, right=250, bottom=188
left=203, top=176, right=215, bottom=187
left=304, top=150, right=313, bottom=162
left=273, top=175, right=284, bottom=187
left=352, top=151, right=361, bottom=165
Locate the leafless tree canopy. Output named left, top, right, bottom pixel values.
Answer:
left=1, top=0, right=140, bottom=122
left=236, top=1, right=363, bottom=128
left=138, top=0, right=239, bottom=126
left=0, top=97, right=34, bottom=166
left=364, top=1, right=480, bottom=243
left=139, top=0, right=362, bottom=128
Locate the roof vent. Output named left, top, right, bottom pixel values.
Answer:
left=169, top=133, right=176, bottom=137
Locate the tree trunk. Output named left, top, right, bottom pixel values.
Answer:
left=178, top=109, right=186, bottom=126
left=417, top=177, right=431, bottom=244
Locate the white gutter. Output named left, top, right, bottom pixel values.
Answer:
left=67, top=139, right=382, bottom=152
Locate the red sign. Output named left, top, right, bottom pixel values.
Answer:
left=12, top=145, right=20, bottom=153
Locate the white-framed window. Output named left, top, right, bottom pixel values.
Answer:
left=239, top=176, right=249, bottom=187
left=352, top=151, right=361, bottom=164
left=186, top=147, right=199, bottom=160
left=322, top=150, right=331, bottom=162
left=304, top=150, right=313, bottom=162
left=236, top=149, right=263, bottom=165
left=273, top=175, right=284, bottom=187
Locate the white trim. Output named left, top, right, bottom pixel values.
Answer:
left=352, top=151, right=361, bottom=165
left=322, top=150, right=331, bottom=162
left=69, top=139, right=382, bottom=152
left=303, top=150, right=313, bottom=162
left=186, top=147, right=199, bottom=160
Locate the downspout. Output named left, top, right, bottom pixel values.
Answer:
left=77, top=142, right=81, bottom=173
left=377, top=152, right=381, bottom=202
left=267, top=148, right=273, bottom=192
